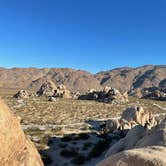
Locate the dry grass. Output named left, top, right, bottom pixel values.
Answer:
left=1, top=88, right=166, bottom=165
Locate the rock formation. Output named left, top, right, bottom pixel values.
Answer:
left=97, top=146, right=166, bottom=166
left=53, top=84, right=71, bottom=99
left=37, top=80, right=72, bottom=99
left=36, top=80, right=57, bottom=97
left=97, top=116, right=166, bottom=166
left=0, top=98, right=43, bottom=166
left=121, top=106, right=156, bottom=127
left=103, top=106, right=156, bottom=135
left=79, top=87, right=128, bottom=104
left=13, top=90, right=29, bottom=99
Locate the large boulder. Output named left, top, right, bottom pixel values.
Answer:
left=0, top=98, right=43, bottom=166
left=37, top=80, right=57, bottom=97
left=97, top=146, right=166, bottom=166
left=13, top=90, right=29, bottom=99
left=121, top=106, right=156, bottom=127
left=104, top=106, right=156, bottom=135
left=78, top=87, right=129, bottom=104
left=53, top=84, right=71, bottom=99
left=97, top=117, right=166, bottom=166
left=37, top=81, right=72, bottom=99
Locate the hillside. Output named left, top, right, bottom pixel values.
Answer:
left=95, top=65, right=166, bottom=92
left=0, top=65, right=166, bottom=93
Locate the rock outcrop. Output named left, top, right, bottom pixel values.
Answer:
left=53, top=84, right=71, bottom=99
left=0, top=98, right=43, bottom=166
left=97, top=146, right=166, bottom=166
left=97, top=117, right=166, bottom=166
left=104, top=106, right=156, bottom=134
left=13, top=90, right=29, bottom=99
left=129, top=86, right=166, bottom=101
left=37, top=80, right=57, bottom=97
left=37, top=80, right=72, bottom=99
left=79, top=87, right=128, bottom=104
left=121, top=106, right=156, bottom=127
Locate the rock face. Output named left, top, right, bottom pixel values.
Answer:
left=13, top=90, right=29, bottom=99
left=97, top=146, right=166, bottom=166
left=97, top=117, right=166, bottom=166
left=104, top=106, right=156, bottom=135
left=79, top=87, right=128, bottom=104
left=121, top=106, right=155, bottom=127
left=0, top=98, right=43, bottom=166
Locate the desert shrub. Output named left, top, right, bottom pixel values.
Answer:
left=60, top=148, right=78, bottom=158
left=40, top=153, right=53, bottom=165
left=78, top=133, right=90, bottom=140
left=71, top=154, right=87, bottom=165
left=40, top=135, right=50, bottom=145
left=88, top=139, right=111, bottom=158
left=82, top=142, right=92, bottom=150
left=61, top=135, right=73, bottom=142
left=58, top=143, right=68, bottom=148
left=47, top=139, right=54, bottom=146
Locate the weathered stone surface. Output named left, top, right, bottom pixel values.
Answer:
left=37, top=80, right=57, bottom=97
left=37, top=81, right=72, bottom=98
left=97, top=117, right=166, bottom=166
left=121, top=106, right=155, bottom=126
left=53, top=84, right=71, bottom=99
left=97, top=146, right=166, bottom=166
left=13, top=90, right=29, bottom=99
left=0, top=98, right=43, bottom=166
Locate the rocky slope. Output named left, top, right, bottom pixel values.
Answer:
left=0, top=98, right=43, bottom=166
left=0, top=65, right=166, bottom=93
left=97, top=116, right=166, bottom=166
left=96, top=65, right=166, bottom=92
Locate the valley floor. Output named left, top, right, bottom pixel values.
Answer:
left=0, top=88, right=166, bottom=166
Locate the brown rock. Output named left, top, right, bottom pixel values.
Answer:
left=0, top=98, right=43, bottom=166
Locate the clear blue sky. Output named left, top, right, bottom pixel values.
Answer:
left=0, top=0, right=166, bottom=73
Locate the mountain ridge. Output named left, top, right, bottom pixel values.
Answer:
left=0, top=65, right=166, bottom=93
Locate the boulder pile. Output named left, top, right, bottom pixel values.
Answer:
left=36, top=80, right=57, bottom=97
left=129, top=87, right=166, bottom=101
left=36, top=80, right=71, bottom=99
left=97, top=117, right=166, bottom=166
left=0, top=98, right=43, bottom=166
left=104, top=106, right=156, bottom=134
left=13, top=90, right=29, bottom=99
left=79, top=87, right=128, bottom=104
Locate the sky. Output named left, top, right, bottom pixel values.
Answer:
left=0, top=0, right=166, bottom=73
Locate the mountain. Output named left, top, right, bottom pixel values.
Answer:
left=0, top=65, right=166, bottom=93
left=0, top=68, right=101, bottom=92
left=95, top=65, right=166, bottom=92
